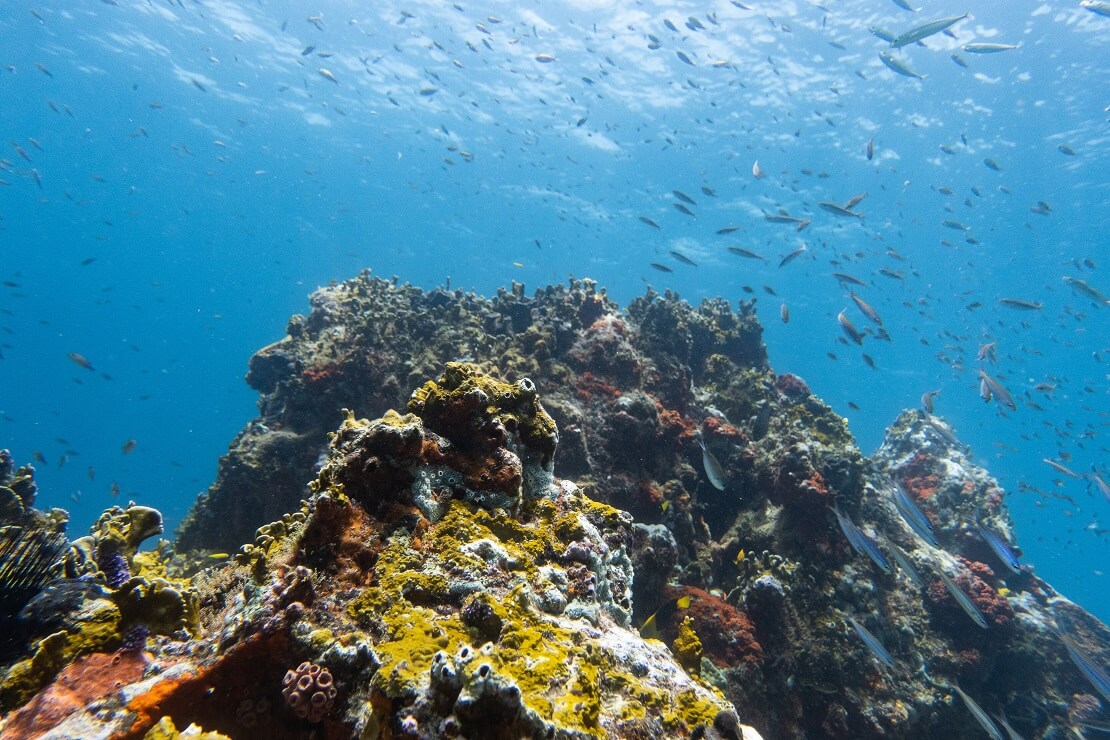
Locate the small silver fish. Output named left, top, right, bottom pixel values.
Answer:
left=974, top=514, right=1022, bottom=575
left=779, top=244, right=808, bottom=267
left=937, top=569, right=988, bottom=629
left=921, top=389, right=940, bottom=413
left=833, top=507, right=891, bottom=573
left=847, top=616, right=894, bottom=668
left=843, top=193, right=868, bottom=210
left=953, top=686, right=1004, bottom=740
left=695, top=430, right=727, bottom=491
left=1087, top=472, right=1110, bottom=504
left=1042, top=458, right=1081, bottom=479
left=833, top=272, right=867, bottom=287
left=728, top=246, right=764, bottom=260
left=1057, top=630, right=1110, bottom=703
left=978, top=369, right=1016, bottom=411
left=879, top=50, right=924, bottom=79
left=837, top=310, right=864, bottom=345
left=888, top=541, right=923, bottom=587
left=819, top=201, right=863, bottom=218
left=962, top=43, right=1019, bottom=54
left=890, top=13, right=969, bottom=48
left=1062, top=276, right=1110, bottom=306
left=892, top=482, right=939, bottom=547
left=850, top=292, right=883, bottom=326
left=997, top=297, right=1041, bottom=310
left=1081, top=0, right=1110, bottom=17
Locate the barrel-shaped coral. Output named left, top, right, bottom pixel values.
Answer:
left=281, top=660, right=336, bottom=723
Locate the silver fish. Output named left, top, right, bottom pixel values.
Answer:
left=1042, top=458, right=1081, bottom=479
left=888, top=541, right=923, bottom=587
left=953, top=686, right=1004, bottom=740
left=819, top=201, right=863, bottom=218
left=974, top=514, right=1022, bottom=575
left=1057, top=630, right=1110, bottom=703
left=834, top=508, right=891, bottom=573
left=1088, top=472, right=1110, bottom=504
left=833, top=272, right=867, bottom=287
left=695, top=430, right=727, bottom=491
left=921, top=389, right=940, bottom=414
left=850, top=292, right=883, bottom=326
left=890, top=14, right=969, bottom=49
left=779, top=244, right=808, bottom=267
left=979, top=375, right=993, bottom=404
left=937, top=569, right=988, bottom=629
left=728, top=246, right=765, bottom=260
left=869, top=26, right=896, bottom=42
left=1081, top=0, right=1110, bottom=17
left=837, top=310, right=864, bottom=345
left=925, top=416, right=962, bottom=449
left=991, top=710, right=1026, bottom=740
left=879, top=51, right=924, bottom=79
left=997, top=297, right=1041, bottom=310
left=892, top=481, right=939, bottom=547
left=844, top=193, right=868, bottom=210
left=978, top=369, right=1016, bottom=411
left=1062, top=276, right=1110, bottom=306
left=847, top=616, right=894, bottom=668
left=962, top=43, right=1019, bottom=53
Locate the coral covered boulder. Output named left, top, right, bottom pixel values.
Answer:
left=1, top=364, right=741, bottom=739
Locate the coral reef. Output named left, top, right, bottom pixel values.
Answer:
left=2, top=274, right=1106, bottom=739
left=0, top=485, right=190, bottom=714
left=1, top=363, right=743, bottom=739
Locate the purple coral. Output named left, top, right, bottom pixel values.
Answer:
left=97, top=548, right=131, bottom=589
left=281, top=660, right=336, bottom=723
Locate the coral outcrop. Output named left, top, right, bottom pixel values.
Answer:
left=2, top=273, right=1106, bottom=739
left=0, top=479, right=189, bottom=715
left=0, top=364, right=742, bottom=739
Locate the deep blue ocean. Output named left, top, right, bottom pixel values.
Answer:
left=2, top=0, right=1107, bottom=624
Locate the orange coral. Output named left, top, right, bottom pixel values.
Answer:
left=2, top=651, right=147, bottom=737
left=662, top=586, right=763, bottom=670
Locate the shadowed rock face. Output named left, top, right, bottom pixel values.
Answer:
left=161, top=271, right=1108, bottom=739
left=176, top=273, right=771, bottom=552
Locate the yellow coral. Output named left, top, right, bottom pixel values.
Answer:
left=358, top=499, right=729, bottom=735
left=672, top=616, right=704, bottom=676
left=0, top=599, right=121, bottom=710
left=143, top=716, right=231, bottom=739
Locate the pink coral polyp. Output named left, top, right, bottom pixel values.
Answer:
left=282, top=661, right=336, bottom=723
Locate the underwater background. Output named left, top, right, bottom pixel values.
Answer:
left=1, top=0, right=1107, bottom=631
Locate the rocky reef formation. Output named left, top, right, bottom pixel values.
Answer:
left=0, top=465, right=194, bottom=717
left=0, top=363, right=742, bottom=739
left=1, top=271, right=1106, bottom=739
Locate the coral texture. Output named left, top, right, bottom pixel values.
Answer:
left=1, top=275, right=1106, bottom=740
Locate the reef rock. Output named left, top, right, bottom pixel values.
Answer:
left=1, top=364, right=741, bottom=739
left=164, top=272, right=1108, bottom=738
left=4, top=275, right=1106, bottom=739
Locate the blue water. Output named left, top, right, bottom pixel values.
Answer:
left=2, top=1, right=1107, bottom=622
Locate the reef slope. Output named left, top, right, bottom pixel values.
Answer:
left=1, top=272, right=1106, bottom=738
